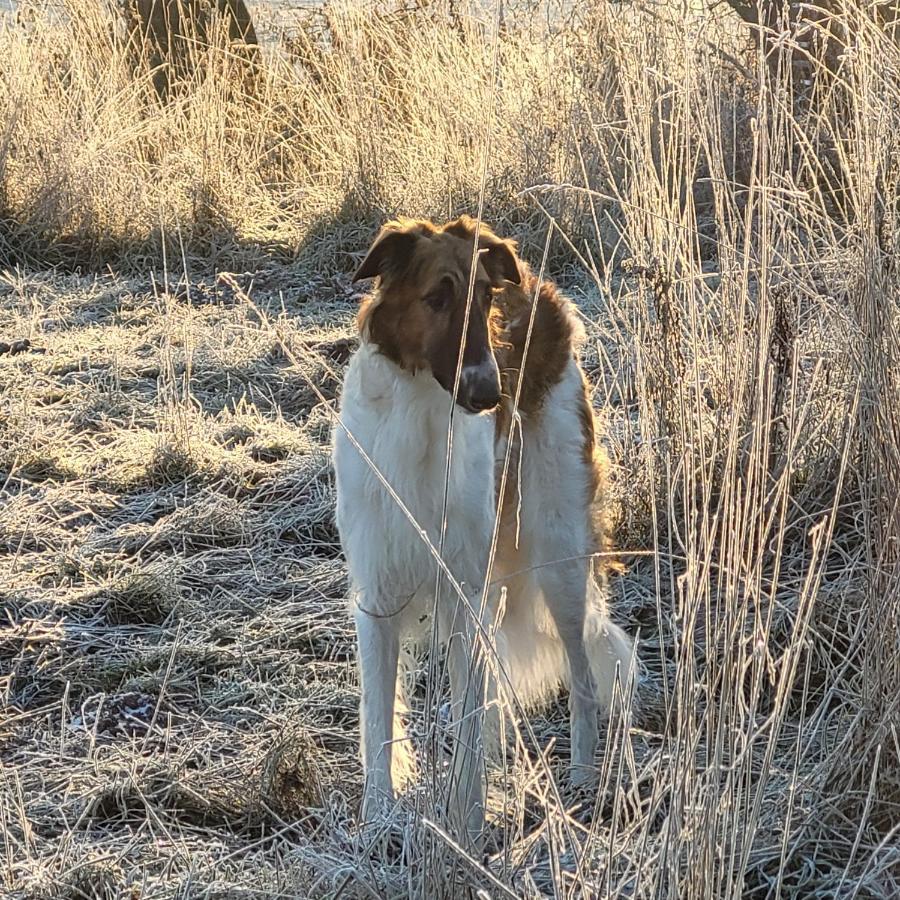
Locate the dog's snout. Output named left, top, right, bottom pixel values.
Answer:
left=468, top=389, right=501, bottom=412
left=459, top=356, right=501, bottom=413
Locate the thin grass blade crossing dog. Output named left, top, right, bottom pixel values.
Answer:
left=333, top=216, right=635, bottom=846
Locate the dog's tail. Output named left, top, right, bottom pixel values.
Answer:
left=493, top=580, right=636, bottom=719
left=585, top=597, right=637, bottom=713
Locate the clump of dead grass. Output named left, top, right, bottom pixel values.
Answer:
left=1, top=1, right=900, bottom=898
left=0, top=0, right=634, bottom=272
left=95, top=571, right=180, bottom=625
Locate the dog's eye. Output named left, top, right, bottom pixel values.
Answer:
left=424, top=278, right=454, bottom=311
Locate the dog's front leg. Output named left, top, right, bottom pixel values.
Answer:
left=355, top=602, right=400, bottom=820
left=443, top=593, right=488, bottom=848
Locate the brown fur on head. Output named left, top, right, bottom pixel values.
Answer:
left=352, top=216, right=521, bottom=414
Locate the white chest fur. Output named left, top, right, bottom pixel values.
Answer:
left=333, top=344, right=496, bottom=619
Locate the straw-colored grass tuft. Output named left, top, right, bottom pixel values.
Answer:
left=2, top=0, right=899, bottom=897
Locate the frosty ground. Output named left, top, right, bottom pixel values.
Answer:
left=2, top=252, right=883, bottom=898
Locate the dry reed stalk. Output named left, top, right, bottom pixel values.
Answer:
left=1, top=1, right=899, bottom=897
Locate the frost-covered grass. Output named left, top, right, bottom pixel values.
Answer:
left=2, top=1, right=899, bottom=897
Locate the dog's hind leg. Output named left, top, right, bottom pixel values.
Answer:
left=355, top=600, right=401, bottom=820
left=535, top=557, right=601, bottom=789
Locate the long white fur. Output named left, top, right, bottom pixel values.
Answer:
left=333, top=328, right=635, bottom=844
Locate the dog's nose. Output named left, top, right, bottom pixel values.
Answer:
left=459, top=356, right=501, bottom=412
left=468, top=390, right=500, bottom=412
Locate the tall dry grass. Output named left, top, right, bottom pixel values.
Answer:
left=1, top=0, right=899, bottom=897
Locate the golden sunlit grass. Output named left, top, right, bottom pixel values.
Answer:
left=1, top=1, right=899, bottom=897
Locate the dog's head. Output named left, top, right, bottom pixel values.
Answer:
left=352, top=216, right=521, bottom=414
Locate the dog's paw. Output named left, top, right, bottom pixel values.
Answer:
left=355, top=799, right=415, bottom=865
left=563, top=766, right=601, bottom=824
left=568, top=763, right=599, bottom=794
left=360, top=786, right=396, bottom=824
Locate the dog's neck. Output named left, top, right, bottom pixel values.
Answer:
left=348, top=340, right=490, bottom=435
left=351, top=338, right=445, bottom=404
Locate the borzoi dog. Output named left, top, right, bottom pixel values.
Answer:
left=333, top=216, right=634, bottom=845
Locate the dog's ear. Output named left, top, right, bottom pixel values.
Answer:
left=479, top=232, right=521, bottom=286
left=352, top=223, right=420, bottom=283
left=443, top=216, right=522, bottom=285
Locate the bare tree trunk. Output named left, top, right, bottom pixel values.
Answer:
left=122, top=0, right=259, bottom=99
left=720, top=1, right=844, bottom=88
left=721, top=1, right=900, bottom=88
